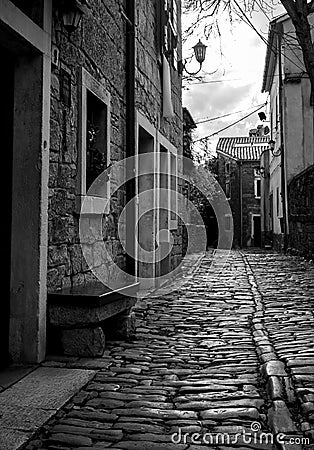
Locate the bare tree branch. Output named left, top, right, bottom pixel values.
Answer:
left=183, top=0, right=314, bottom=103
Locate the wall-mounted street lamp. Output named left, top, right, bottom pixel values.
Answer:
left=58, top=0, right=84, bottom=33
left=178, top=40, right=207, bottom=76
left=258, top=139, right=281, bottom=177
left=268, top=139, right=282, bottom=157
left=258, top=112, right=267, bottom=122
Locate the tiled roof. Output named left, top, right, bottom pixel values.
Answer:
left=216, top=136, right=270, bottom=161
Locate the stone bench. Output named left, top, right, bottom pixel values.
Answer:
left=47, top=282, right=140, bottom=357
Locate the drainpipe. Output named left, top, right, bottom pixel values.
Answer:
left=277, top=23, right=288, bottom=252
left=125, top=0, right=136, bottom=276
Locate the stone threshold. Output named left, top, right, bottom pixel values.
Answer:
left=0, top=366, right=96, bottom=450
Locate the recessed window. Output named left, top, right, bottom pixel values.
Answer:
left=255, top=178, right=261, bottom=199
left=225, top=180, right=231, bottom=199
left=77, top=68, right=111, bottom=213
left=254, top=168, right=261, bottom=199
left=86, top=92, right=109, bottom=191
left=170, top=151, right=178, bottom=228
left=163, top=0, right=179, bottom=70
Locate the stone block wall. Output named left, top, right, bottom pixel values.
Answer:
left=135, top=0, right=183, bottom=272
left=241, top=162, right=261, bottom=247
left=288, top=164, right=314, bottom=259
left=217, top=156, right=261, bottom=248
left=217, top=155, right=240, bottom=247
left=47, top=0, right=183, bottom=290
left=135, top=0, right=182, bottom=149
left=47, top=0, right=127, bottom=291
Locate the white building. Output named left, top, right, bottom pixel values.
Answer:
left=261, top=13, right=314, bottom=250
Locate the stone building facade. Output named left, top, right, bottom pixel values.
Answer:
left=47, top=0, right=129, bottom=292
left=217, top=137, right=269, bottom=248
left=288, top=166, right=314, bottom=259
left=2, top=0, right=183, bottom=364
left=261, top=13, right=314, bottom=253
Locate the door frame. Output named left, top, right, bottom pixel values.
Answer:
left=1, top=0, right=52, bottom=363
left=251, top=214, right=261, bottom=247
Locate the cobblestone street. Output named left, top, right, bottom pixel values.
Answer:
left=26, top=251, right=314, bottom=450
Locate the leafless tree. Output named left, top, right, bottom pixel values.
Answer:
left=184, top=0, right=314, bottom=100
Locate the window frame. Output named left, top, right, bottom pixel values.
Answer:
left=163, top=0, right=179, bottom=70
left=254, top=168, right=261, bottom=199
left=158, top=131, right=178, bottom=230
left=254, top=178, right=261, bottom=199
left=225, top=180, right=231, bottom=200
left=77, top=68, right=111, bottom=214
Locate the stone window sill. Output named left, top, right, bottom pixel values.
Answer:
left=75, top=195, right=110, bottom=216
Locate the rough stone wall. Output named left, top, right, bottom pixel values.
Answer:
left=288, top=164, right=314, bottom=259
left=241, top=162, right=261, bottom=247
left=217, top=156, right=261, bottom=248
left=47, top=0, right=127, bottom=291
left=47, top=0, right=183, bottom=290
left=135, top=0, right=183, bottom=271
left=217, top=154, right=240, bottom=247
left=135, top=0, right=182, bottom=149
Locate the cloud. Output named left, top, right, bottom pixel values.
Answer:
left=183, top=11, right=269, bottom=154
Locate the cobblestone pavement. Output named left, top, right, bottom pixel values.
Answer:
left=26, top=251, right=314, bottom=450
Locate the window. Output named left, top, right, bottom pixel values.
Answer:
left=170, top=151, right=178, bottom=228
left=162, top=0, right=179, bottom=70
left=255, top=179, right=261, bottom=199
left=225, top=162, right=230, bottom=175
left=86, top=92, right=109, bottom=191
left=77, top=68, right=111, bottom=213
left=157, top=133, right=178, bottom=230
left=254, top=168, right=261, bottom=199
left=225, top=180, right=231, bottom=199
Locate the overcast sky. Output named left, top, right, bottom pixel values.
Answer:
left=182, top=4, right=284, bottom=154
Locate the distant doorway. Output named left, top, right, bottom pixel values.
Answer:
left=1, top=48, right=15, bottom=367
left=252, top=215, right=261, bottom=247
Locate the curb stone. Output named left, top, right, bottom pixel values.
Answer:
left=240, top=252, right=304, bottom=450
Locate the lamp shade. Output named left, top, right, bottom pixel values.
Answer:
left=258, top=112, right=267, bottom=121
left=61, top=0, right=83, bottom=33
left=193, top=40, right=207, bottom=64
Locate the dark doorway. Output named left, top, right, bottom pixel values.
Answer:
left=1, top=49, right=14, bottom=367
left=253, top=215, right=261, bottom=247
left=206, top=206, right=219, bottom=249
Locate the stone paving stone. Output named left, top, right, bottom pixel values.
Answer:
left=25, top=251, right=314, bottom=450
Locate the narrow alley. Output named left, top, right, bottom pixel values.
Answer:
left=23, top=251, right=314, bottom=450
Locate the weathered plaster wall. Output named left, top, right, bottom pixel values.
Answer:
left=283, top=18, right=314, bottom=183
